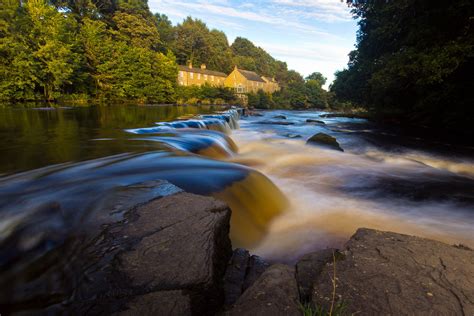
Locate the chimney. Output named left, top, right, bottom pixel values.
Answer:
left=200, top=64, right=206, bottom=70
left=188, top=61, right=193, bottom=69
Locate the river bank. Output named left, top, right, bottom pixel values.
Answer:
left=3, top=181, right=471, bottom=314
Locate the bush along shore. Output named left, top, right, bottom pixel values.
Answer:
left=2, top=181, right=472, bottom=315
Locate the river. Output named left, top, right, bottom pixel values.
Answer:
left=0, top=103, right=473, bottom=311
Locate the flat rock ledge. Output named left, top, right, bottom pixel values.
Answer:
left=311, top=228, right=474, bottom=315
left=70, top=182, right=232, bottom=315
left=63, top=180, right=473, bottom=315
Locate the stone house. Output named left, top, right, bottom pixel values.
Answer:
left=261, top=76, right=280, bottom=93
left=224, top=66, right=267, bottom=94
left=178, top=63, right=227, bottom=87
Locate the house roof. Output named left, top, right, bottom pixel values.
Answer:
left=178, top=65, right=227, bottom=78
left=238, top=69, right=266, bottom=83
left=262, top=76, right=277, bottom=83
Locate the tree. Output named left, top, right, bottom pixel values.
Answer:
left=305, top=72, right=326, bottom=87
left=172, top=17, right=212, bottom=67
left=26, top=0, right=83, bottom=100
left=333, top=0, right=474, bottom=134
left=154, top=13, right=174, bottom=52
left=0, top=1, right=38, bottom=100
left=111, top=11, right=160, bottom=50
left=231, top=37, right=280, bottom=77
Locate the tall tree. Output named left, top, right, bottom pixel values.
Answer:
left=333, top=0, right=474, bottom=133
left=0, top=1, right=38, bottom=100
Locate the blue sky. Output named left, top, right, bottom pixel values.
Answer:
left=148, top=0, right=358, bottom=87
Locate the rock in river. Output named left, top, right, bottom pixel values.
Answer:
left=273, top=115, right=287, bottom=119
left=226, top=264, right=300, bottom=316
left=306, top=119, right=325, bottom=124
left=223, top=249, right=270, bottom=306
left=256, top=120, right=295, bottom=126
left=306, top=132, right=343, bottom=151
left=70, top=182, right=232, bottom=315
left=311, top=228, right=474, bottom=315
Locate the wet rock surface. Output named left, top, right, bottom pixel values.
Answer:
left=306, top=119, right=325, bottom=124
left=223, top=249, right=270, bottom=306
left=256, top=120, right=295, bottom=126
left=283, top=133, right=302, bottom=139
left=306, top=132, right=344, bottom=151
left=12, top=179, right=472, bottom=315
left=296, top=248, right=338, bottom=303
left=224, top=249, right=250, bottom=305
left=117, top=290, right=192, bottom=316
left=226, top=264, right=301, bottom=316
left=312, top=228, right=474, bottom=315
left=69, top=183, right=232, bottom=315
left=320, top=112, right=369, bottom=119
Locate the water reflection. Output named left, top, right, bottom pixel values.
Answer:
left=0, top=106, right=288, bottom=313
left=0, top=104, right=221, bottom=174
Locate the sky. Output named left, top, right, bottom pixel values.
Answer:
left=148, top=0, right=359, bottom=87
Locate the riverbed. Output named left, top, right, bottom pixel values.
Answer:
left=0, top=104, right=473, bottom=310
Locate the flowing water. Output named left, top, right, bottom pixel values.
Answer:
left=0, top=103, right=473, bottom=312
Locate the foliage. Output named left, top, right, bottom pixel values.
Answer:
left=332, top=0, right=474, bottom=133
left=248, top=90, right=275, bottom=109
left=0, top=0, right=328, bottom=106
left=271, top=72, right=329, bottom=109
left=0, top=0, right=177, bottom=103
left=177, top=84, right=237, bottom=105
left=171, top=17, right=233, bottom=73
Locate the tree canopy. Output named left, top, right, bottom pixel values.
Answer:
left=1, top=0, right=329, bottom=108
left=331, top=0, right=474, bottom=134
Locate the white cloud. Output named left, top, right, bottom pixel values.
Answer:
left=272, top=0, right=353, bottom=22
left=149, top=0, right=333, bottom=36
left=147, top=0, right=357, bottom=86
left=255, top=41, right=354, bottom=86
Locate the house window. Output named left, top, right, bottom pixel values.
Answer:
left=190, top=72, right=194, bottom=79
left=198, top=73, right=201, bottom=79
left=204, top=74, right=208, bottom=80
left=237, top=84, right=244, bottom=93
left=211, top=75, right=214, bottom=81
left=179, top=71, right=184, bottom=78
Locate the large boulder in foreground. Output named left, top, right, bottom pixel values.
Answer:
left=312, top=228, right=474, bottom=315
left=306, top=133, right=343, bottom=151
left=73, top=182, right=232, bottom=315
left=226, top=264, right=300, bottom=316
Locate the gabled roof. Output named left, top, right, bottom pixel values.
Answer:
left=262, top=76, right=277, bottom=83
left=238, top=69, right=266, bottom=83
left=178, top=65, right=227, bottom=78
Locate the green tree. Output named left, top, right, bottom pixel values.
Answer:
left=111, top=11, right=160, bottom=50
left=306, top=72, right=326, bottom=87
left=172, top=17, right=212, bottom=67
left=334, top=0, right=474, bottom=134
left=27, top=0, right=82, bottom=100
left=154, top=13, right=174, bottom=52
left=0, top=1, right=38, bottom=100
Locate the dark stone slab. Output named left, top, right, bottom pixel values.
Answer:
left=224, top=248, right=250, bottom=305
left=312, top=228, right=474, bottom=315
left=306, top=132, right=343, bottom=151
left=226, top=264, right=300, bottom=316
left=296, top=248, right=337, bottom=303
left=117, top=290, right=192, bottom=316
left=242, top=255, right=270, bottom=292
